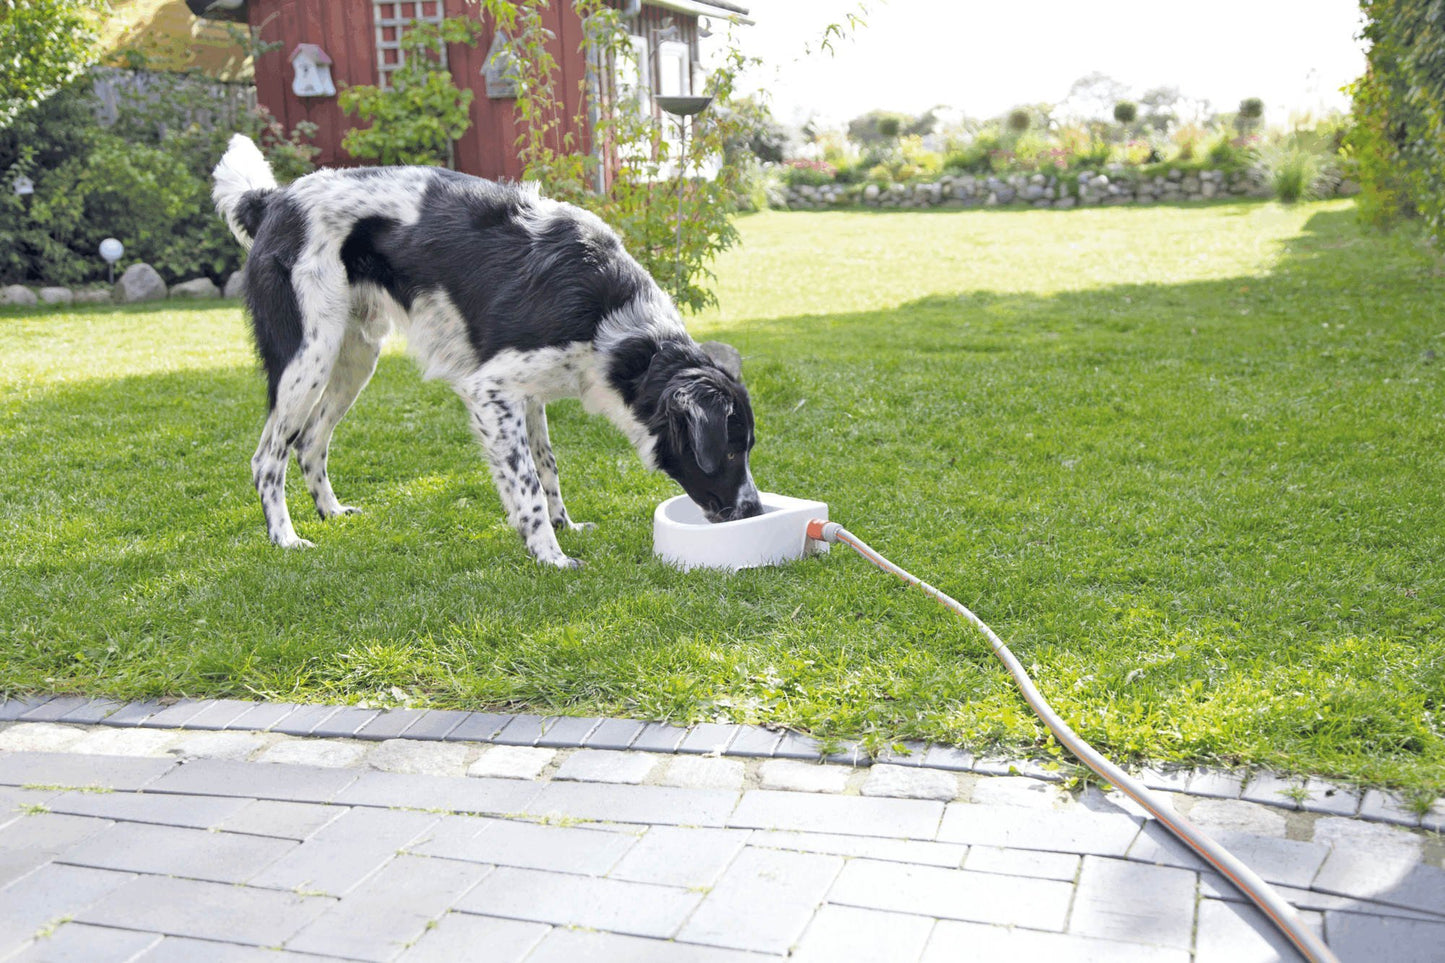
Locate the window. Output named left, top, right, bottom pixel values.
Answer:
left=655, top=40, right=689, bottom=97
left=372, top=1, right=445, bottom=88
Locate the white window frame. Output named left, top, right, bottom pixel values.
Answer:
left=372, top=0, right=446, bottom=89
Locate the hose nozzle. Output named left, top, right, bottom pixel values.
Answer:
left=806, top=519, right=842, bottom=543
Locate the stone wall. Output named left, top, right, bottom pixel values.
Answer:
left=780, top=167, right=1360, bottom=211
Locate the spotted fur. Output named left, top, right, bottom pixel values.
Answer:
left=212, top=135, right=761, bottom=566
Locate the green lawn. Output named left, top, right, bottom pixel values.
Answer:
left=4, top=200, right=1443, bottom=798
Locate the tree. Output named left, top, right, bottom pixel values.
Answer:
left=1139, top=85, right=1182, bottom=132
left=0, top=0, right=102, bottom=129
left=1236, top=96, right=1264, bottom=133
left=1113, top=100, right=1138, bottom=124
left=1061, top=72, right=1129, bottom=122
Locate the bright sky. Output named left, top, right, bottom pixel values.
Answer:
left=711, top=0, right=1368, bottom=130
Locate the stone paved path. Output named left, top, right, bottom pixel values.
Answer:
left=1, top=710, right=1443, bottom=960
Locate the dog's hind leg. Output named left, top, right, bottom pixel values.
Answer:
left=461, top=385, right=579, bottom=568
left=252, top=259, right=348, bottom=548
left=525, top=399, right=592, bottom=533
left=296, top=322, right=383, bottom=520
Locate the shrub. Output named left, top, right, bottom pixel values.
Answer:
left=1006, top=108, right=1031, bottom=134
left=1262, top=144, right=1321, bottom=203
left=781, top=159, right=836, bottom=187
left=1113, top=101, right=1138, bottom=125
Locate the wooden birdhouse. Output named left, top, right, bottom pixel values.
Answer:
left=289, top=43, right=336, bottom=98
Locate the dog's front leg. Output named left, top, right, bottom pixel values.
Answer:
left=524, top=399, right=593, bottom=533
left=462, top=387, right=580, bottom=569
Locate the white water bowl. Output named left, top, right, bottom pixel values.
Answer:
left=653, top=492, right=829, bottom=571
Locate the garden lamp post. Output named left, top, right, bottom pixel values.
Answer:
left=99, top=238, right=124, bottom=285
left=653, top=94, right=713, bottom=297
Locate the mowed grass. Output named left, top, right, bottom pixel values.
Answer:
left=3, top=200, right=1443, bottom=797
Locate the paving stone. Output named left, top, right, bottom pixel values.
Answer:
left=1200, top=876, right=1445, bottom=922
left=146, top=758, right=357, bottom=803
left=677, top=723, right=740, bottom=755
left=1359, top=789, right=1422, bottom=827
left=1186, top=768, right=1246, bottom=799
left=455, top=865, right=700, bottom=938
left=165, top=730, right=266, bottom=762
left=732, top=790, right=943, bottom=839
left=219, top=800, right=341, bottom=841
left=16, top=696, right=93, bottom=723
left=137, top=700, right=211, bottom=729
left=1137, top=765, right=1194, bottom=793
left=725, top=726, right=782, bottom=758
left=1314, top=854, right=1445, bottom=914
left=350, top=708, right=426, bottom=741
left=9, top=920, right=161, bottom=961
left=1313, top=815, right=1423, bottom=857
left=1240, top=771, right=1306, bottom=810
left=0, top=813, right=116, bottom=887
left=677, top=846, right=844, bottom=953
left=968, top=775, right=1066, bottom=808
left=399, top=709, right=472, bottom=741
left=0, top=751, right=175, bottom=791
left=1298, top=778, right=1362, bottom=817
left=1422, top=798, right=1445, bottom=834
left=249, top=807, right=438, bottom=896
left=180, top=699, right=261, bottom=731
left=99, top=700, right=164, bottom=728
left=308, top=707, right=381, bottom=739
left=222, top=702, right=301, bottom=732
left=76, top=874, right=331, bottom=946
left=830, top=857, right=1073, bottom=929
left=69, top=727, right=177, bottom=757
left=922, top=919, right=1189, bottom=963
left=333, top=770, right=543, bottom=816
left=964, top=845, right=1079, bottom=881
left=758, top=759, right=850, bottom=794
left=56, top=820, right=295, bottom=884
left=441, top=712, right=511, bottom=743
left=936, top=802, right=1141, bottom=856
left=1195, top=898, right=1322, bottom=963
left=874, top=741, right=930, bottom=768
left=256, top=738, right=368, bottom=769
left=365, top=738, right=469, bottom=776
left=771, top=731, right=823, bottom=761
left=630, top=722, right=688, bottom=753
left=1187, top=798, right=1288, bottom=837
left=921, top=745, right=974, bottom=772
left=658, top=755, right=746, bottom=791
left=268, top=705, right=343, bottom=737
left=791, top=904, right=936, bottom=963
left=822, top=741, right=869, bottom=767
left=136, top=936, right=339, bottom=962
left=411, top=813, right=635, bottom=874
left=1127, top=818, right=1329, bottom=888
left=554, top=749, right=657, bottom=784
left=47, top=789, right=250, bottom=830
left=750, top=829, right=966, bottom=868
left=0, top=723, right=88, bottom=752
left=491, top=714, right=552, bottom=747
left=285, top=854, right=491, bottom=962
left=862, top=764, right=958, bottom=801
left=0, top=785, right=62, bottom=829
left=522, top=928, right=764, bottom=963
left=0, top=696, right=54, bottom=722
left=535, top=715, right=603, bottom=748
left=54, top=699, right=127, bottom=726
left=467, top=745, right=555, bottom=780
left=1068, top=855, right=1196, bottom=949
left=398, top=912, right=548, bottom=962
left=582, top=718, right=645, bottom=751
left=610, top=826, right=749, bottom=888
left=1325, top=909, right=1445, bottom=963
left=527, top=781, right=738, bottom=828
left=0, top=863, right=136, bottom=952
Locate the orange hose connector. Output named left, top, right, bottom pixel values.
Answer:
left=806, top=519, right=1338, bottom=963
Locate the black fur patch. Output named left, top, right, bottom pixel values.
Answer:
left=243, top=194, right=308, bottom=409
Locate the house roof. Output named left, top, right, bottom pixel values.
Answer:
left=648, top=0, right=754, bottom=25
left=289, top=43, right=333, bottom=65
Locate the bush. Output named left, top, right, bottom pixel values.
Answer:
left=781, top=159, right=836, bottom=187
left=1113, top=101, right=1138, bottom=124
left=1262, top=144, right=1321, bottom=203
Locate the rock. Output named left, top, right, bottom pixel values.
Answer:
left=1029, top=173, right=1046, bottom=186
left=1167, top=168, right=1183, bottom=181
left=170, top=277, right=220, bottom=300
left=115, top=263, right=167, bottom=303
left=1, top=284, right=37, bottom=307
left=223, top=268, right=247, bottom=299
left=1201, top=181, right=1218, bottom=198
left=996, top=187, right=1016, bottom=204
left=1338, top=178, right=1361, bottom=197
left=1181, top=176, right=1201, bottom=193
left=1054, top=197, right=1076, bottom=209
left=74, top=288, right=114, bottom=304
left=759, top=759, right=850, bottom=793
left=38, top=286, right=73, bottom=305
left=861, top=764, right=958, bottom=801
left=863, top=184, right=880, bottom=202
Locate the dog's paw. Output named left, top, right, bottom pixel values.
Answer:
left=318, top=504, right=361, bottom=520
left=555, top=519, right=597, bottom=533
left=541, top=554, right=586, bottom=569
left=274, top=535, right=316, bottom=549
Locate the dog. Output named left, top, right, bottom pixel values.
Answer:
left=212, top=134, right=761, bottom=567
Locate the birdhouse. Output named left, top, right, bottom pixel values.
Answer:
left=290, top=43, right=336, bottom=98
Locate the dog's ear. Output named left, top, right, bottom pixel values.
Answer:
left=699, top=340, right=743, bottom=380
left=662, top=380, right=729, bottom=475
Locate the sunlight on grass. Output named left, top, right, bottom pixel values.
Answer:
left=3, top=199, right=1443, bottom=796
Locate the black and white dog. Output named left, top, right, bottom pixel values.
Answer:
left=212, top=134, right=761, bottom=567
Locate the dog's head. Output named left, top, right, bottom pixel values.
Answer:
left=645, top=341, right=762, bottom=523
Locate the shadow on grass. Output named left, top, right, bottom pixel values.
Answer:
left=2, top=208, right=1443, bottom=789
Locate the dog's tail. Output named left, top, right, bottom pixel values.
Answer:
left=212, top=134, right=278, bottom=251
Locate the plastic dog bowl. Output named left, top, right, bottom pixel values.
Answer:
left=653, top=492, right=829, bottom=571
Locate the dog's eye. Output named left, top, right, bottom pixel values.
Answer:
left=727, top=452, right=735, bottom=461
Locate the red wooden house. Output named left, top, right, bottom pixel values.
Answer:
left=187, top=0, right=752, bottom=181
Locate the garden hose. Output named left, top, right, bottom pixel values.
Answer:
left=805, top=519, right=1339, bottom=963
